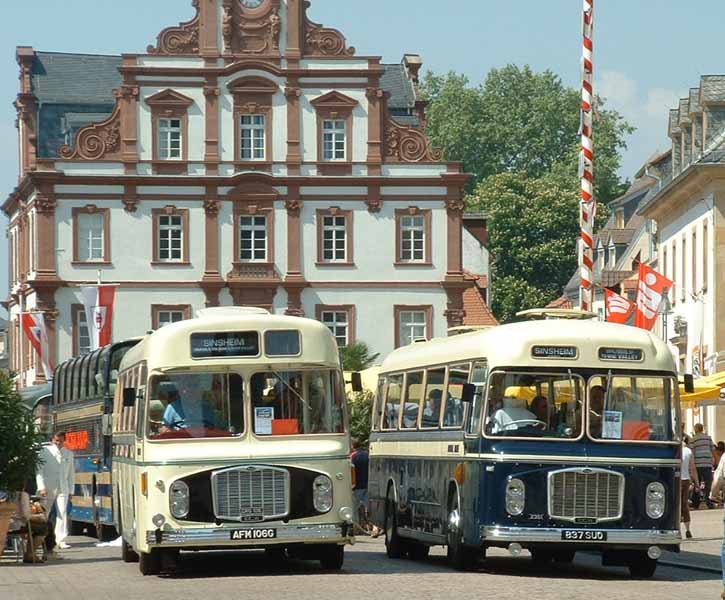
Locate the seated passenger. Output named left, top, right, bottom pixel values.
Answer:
left=589, top=385, right=605, bottom=437
left=491, top=396, right=538, bottom=434
left=402, top=402, right=420, bottom=428
left=163, top=378, right=220, bottom=430
left=530, top=395, right=549, bottom=423
left=422, top=389, right=442, bottom=427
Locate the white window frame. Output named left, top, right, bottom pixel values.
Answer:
left=239, top=215, right=268, bottom=262
left=400, top=215, right=425, bottom=262
left=400, top=311, right=427, bottom=346
left=240, top=114, right=266, bottom=161
left=608, top=243, right=616, bottom=268
left=78, top=309, right=91, bottom=355
left=321, top=311, right=349, bottom=346
left=322, top=215, right=347, bottom=262
left=158, top=214, right=184, bottom=262
left=157, top=310, right=185, bottom=328
left=158, top=117, right=182, bottom=160
left=78, top=213, right=104, bottom=262
left=322, top=119, right=346, bottom=161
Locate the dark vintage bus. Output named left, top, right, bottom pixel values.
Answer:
left=368, top=312, right=681, bottom=578
left=50, top=339, right=140, bottom=538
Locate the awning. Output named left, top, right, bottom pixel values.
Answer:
left=18, top=383, right=53, bottom=411
left=679, top=378, right=722, bottom=407
left=699, top=371, right=725, bottom=388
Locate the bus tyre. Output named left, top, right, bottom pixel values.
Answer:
left=384, top=497, right=406, bottom=559
left=407, top=542, right=430, bottom=561
left=121, top=537, right=139, bottom=563
left=628, top=555, right=657, bottom=579
left=446, top=497, right=477, bottom=571
left=69, top=520, right=85, bottom=536
left=138, top=549, right=161, bottom=576
left=98, top=524, right=117, bottom=542
left=319, top=545, right=344, bottom=570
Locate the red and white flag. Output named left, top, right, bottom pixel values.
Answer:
left=21, top=312, right=53, bottom=379
left=81, top=285, right=116, bottom=350
left=634, top=264, right=673, bottom=331
left=605, top=288, right=635, bottom=325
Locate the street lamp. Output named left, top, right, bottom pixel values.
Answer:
left=659, top=292, right=673, bottom=342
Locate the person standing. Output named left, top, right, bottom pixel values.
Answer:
left=351, top=439, right=370, bottom=533
left=681, top=436, right=699, bottom=539
left=36, top=431, right=75, bottom=550
left=690, top=423, right=716, bottom=509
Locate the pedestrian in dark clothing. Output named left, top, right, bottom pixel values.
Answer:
left=691, top=423, right=716, bottom=509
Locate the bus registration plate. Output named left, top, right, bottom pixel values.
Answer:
left=561, top=530, right=607, bottom=541
left=230, top=528, right=277, bottom=541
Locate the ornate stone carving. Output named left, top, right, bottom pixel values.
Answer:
left=231, top=0, right=283, bottom=55
left=284, top=86, right=302, bottom=99
left=147, top=0, right=200, bottom=55
left=59, top=106, right=122, bottom=161
left=204, top=198, right=220, bottom=215
left=222, top=1, right=234, bottom=52
left=365, top=198, right=383, bottom=213
left=384, top=114, right=443, bottom=163
left=445, top=197, right=466, bottom=214
left=304, top=7, right=355, bottom=57
left=366, top=87, right=385, bottom=101
left=34, top=195, right=57, bottom=214
left=270, top=9, right=281, bottom=49
left=285, top=198, right=302, bottom=215
left=116, top=85, right=139, bottom=100
left=203, top=85, right=220, bottom=98
left=122, top=197, right=139, bottom=213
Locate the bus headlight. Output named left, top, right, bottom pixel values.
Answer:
left=169, top=480, right=190, bottom=519
left=505, top=478, right=526, bottom=516
left=313, top=475, right=333, bottom=513
left=646, top=482, right=666, bottom=519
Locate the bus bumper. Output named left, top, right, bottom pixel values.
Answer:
left=481, top=526, right=681, bottom=547
left=144, top=523, right=353, bottom=547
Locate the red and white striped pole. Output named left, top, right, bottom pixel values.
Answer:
left=579, top=0, right=595, bottom=311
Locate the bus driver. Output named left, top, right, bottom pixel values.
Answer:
left=491, top=389, right=539, bottom=434
left=162, top=376, right=220, bottom=430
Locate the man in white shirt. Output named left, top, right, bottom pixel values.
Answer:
left=36, top=431, right=75, bottom=550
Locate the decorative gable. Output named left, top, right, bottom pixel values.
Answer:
left=310, top=91, right=358, bottom=111
left=145, top=89, right=195, bottom=112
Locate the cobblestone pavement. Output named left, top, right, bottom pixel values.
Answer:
left=1, top=532, right=722, bottom=600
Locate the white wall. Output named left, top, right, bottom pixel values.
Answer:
left=462, top=228, right=488, bottom=275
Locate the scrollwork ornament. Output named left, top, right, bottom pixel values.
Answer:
left=122, top=197, right=139, bottom=213
left=285, top=198, right=302, bottom=215
left=384, top=116, right=444, bottom=163
left=204, top=198, right=221, bottom=216
left=365, top=198, right=383, bottom=214
left=445, top=197, right=466, bottom=215
left=35, top=195, right=57, bottom=214
left=148, top=0, right=200, bottom=55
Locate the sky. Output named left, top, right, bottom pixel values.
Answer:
left=1, top=0, right=724, bottom=306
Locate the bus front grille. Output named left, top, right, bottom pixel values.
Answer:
left=211, top=466, right=290, bottom=522
left=548, top=468, right=624, bottom=523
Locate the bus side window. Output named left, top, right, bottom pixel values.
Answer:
left=113, top=373, right=124, bottom=433
left=372, top=377, right=387, bottom=431
left=422, top=367, right=445, bottom=429
left=382, top=374, right=403, bottom=430
left=467, top=361, right=488, bottom=434
left=401, top=371, right=423, bottom=430
left=444, top=363, right=471, bottom=429
left=135, top=364, right=147, bottom=439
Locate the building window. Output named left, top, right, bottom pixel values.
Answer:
left=240, top=114, right=266, bottom=160
left=608, top=243, right=616, bottom=268
left=73, top=207, right=110, bottom=263
left=158, top=118, right=182, bottom=160
left=681, top=235, right=686, bottom=301
left=703, top=222, right=708, bottom=292
left=692, top=228, right=698, bottom=294
left=395, top=305, right=432, bottom=348
left=152, top=305, right=192, bottom=330
left=316, top=306, right=356, bottom=347
left=158, top=214, right=184, bottom=261
left=316, top=209, right=353, bottom=265
left=322, top=120, right=346, bottom=161
left=72, top=305, right=91, bottom=356
left=239, top=215, right=268, bottom=262
left=152, top=207, right=189, bottom=265
left=672, top=242, right=677, bottom=305
left=395, top=209, right=432, bottom=265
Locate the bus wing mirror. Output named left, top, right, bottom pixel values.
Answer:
left=684, top=374, right=695, bottom=394
left=461, top=383, right=476, bottom=403
left=351, top=372, right=363, bottom=393
left=122, top=388, right=137, bottom=407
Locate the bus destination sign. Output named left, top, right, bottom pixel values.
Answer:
left=598, top=347, right=644, bottom=361
left=191, top=332, right=260, bottom=358
left=531, top=345, right=578, bottom=359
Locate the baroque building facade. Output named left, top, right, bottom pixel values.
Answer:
left=4, top=0, right=488, bottom=386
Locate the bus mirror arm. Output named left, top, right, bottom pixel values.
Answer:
left=350, top=372, right=363, bottom=393
left=122, top=387, right=137, bottom=408
left=684, top=374, right=695, bottom=394
left=461, top=383, right=476, bottom=403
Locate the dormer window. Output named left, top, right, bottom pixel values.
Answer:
left=615, top=208, right=625, bottom=229
left=145, top=89, right=194, bottom=173
left=608, top=243, right=616, bottom=268
left=311, top=91, right=358, bottom=175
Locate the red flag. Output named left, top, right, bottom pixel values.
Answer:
left=634, top=264, right=673, bottom=331
left=22, top=312, right=53, bottom=379
left=605, top=288, right=635, bottom=324
left=80, top=285, right=117, bottom=350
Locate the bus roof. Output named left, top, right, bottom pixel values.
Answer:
left=120, top=309, right=340, bottom=372
left=380, top=320, right=676, bottom=374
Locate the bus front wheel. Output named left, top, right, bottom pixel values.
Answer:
left=446, top=496, right=477, bottom=571
left=628, top=554, right=657, bottom=579
left=384, top=495, right=406, bottom=559
left=138, top=548, right=161, bottom=576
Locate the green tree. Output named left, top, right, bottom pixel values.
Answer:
left=422, top=65, right=633, bottom=202
left=339, top=341, right=380, bottom=372
left=347, top=390, right=374, bottom=447
left=0, top=372, right=43, bottom=491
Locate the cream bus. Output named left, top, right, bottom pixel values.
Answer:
left=112, top=307, right=355, bottom=575
left=368, top=312, right=681, bottom=578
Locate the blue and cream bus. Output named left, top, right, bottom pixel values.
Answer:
left=50, top=339, right=140, bottom=538
left=368, top=311, right=681, bottom=578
